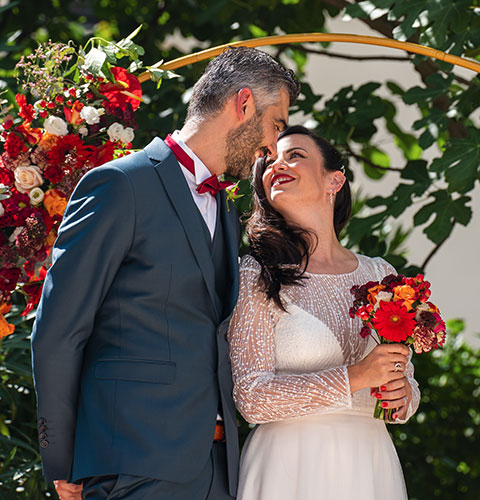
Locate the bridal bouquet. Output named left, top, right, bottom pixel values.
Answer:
left=349, top=272, right=446, bottom=420
left=0, top=28, right=174, bottom=337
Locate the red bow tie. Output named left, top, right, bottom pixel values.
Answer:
left=164, top=135, right=233, bottom=196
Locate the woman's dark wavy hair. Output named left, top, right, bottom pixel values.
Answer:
left=247, top=125, right=352, bottom=310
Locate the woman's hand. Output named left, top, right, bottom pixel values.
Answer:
left=373, top=376, right=413, bottom=421
left=347, top=343, right=410, bottom=394
left=53, top=480, right=82, bottom=500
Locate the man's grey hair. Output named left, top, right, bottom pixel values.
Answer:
left=186, top=46, right=300, bottom=122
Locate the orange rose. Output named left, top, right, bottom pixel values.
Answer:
left=393, top=285, right=416, bottom=311
left=0, top=312, right=15, bottom=338
left=367, top=284, right=386, bottom=306
left=44, top=189, right=67, bottom=217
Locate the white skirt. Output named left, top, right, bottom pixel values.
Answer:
left=237, top=412, right=408, bottom=500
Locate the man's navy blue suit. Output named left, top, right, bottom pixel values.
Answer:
left=31, top=137, right=240, bottom=497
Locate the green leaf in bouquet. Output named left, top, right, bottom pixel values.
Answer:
left=147, top=65, right=180, bottom=89
left=103, top=42, right=119, bottom=64
left=129, top=60, right=144, bottom=73
left=83, top=47, right=107, bottom=77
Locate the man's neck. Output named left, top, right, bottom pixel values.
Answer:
left=178, top=120, right=227, bottom=177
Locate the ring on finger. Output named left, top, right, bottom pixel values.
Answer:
left=394, top=362, right=402, bottom=372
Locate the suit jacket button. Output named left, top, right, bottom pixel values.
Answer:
left=39, top=425, right=47, bottom=432
left=39, top=440, right=49, bottom=448
left=38, top=418, right=46, bottom=425
left=39, top=433, right=47, bottom=440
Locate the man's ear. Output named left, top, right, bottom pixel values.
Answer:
left=235, top=88, right=255, bottom=121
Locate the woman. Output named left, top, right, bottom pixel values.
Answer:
left=227, top=125, right=420, bottom=500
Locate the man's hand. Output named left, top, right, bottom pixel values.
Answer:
left=54, top=480, right=82, bottom=500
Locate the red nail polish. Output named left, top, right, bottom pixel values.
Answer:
left=381, top=385, right=387, bottom=391
left=393, top=413, right=398, bottom=419
left=376, top=393, right=382, bottom=399
left=382, top=402, right=388, bottom=408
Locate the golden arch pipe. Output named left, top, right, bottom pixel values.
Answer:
left=138, top=33, right=480, bottom=83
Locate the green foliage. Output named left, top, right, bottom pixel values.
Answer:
left=1, top=0, right=480, bottom=498
left=391, top=321, right=480, bottom=499
left=0, top=298, right=55, bottom=498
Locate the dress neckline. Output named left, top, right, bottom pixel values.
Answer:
left=304, top=253, right=361, bottom=277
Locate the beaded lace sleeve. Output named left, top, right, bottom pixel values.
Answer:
left=227, top=257, right=352, bottom=424
left=373, top=258, right=421, bottom=423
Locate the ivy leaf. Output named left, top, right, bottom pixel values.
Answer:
left=430, top=129, right=480, bottom=193
left=403, top=74, right=453, bottom=105
left=413, top=191, right=472, bottom=244
left=361, top=145, right=389, bottom=180
left=401, top=160, right=431, bottom=196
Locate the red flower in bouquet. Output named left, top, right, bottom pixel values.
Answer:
left=350, top=271, right=446, bottom=421
left=372, top=300, right=416, bottom=342
left=0, top=31, right=153, bottom=320
left=47, top=134, right=91, bottom=171
left=99, top=67, right=142, bottom=112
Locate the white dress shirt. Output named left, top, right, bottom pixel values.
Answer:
left=171, top=130, right=217, bottom=240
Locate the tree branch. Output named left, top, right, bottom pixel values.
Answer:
left=285, top=43, right=412, bottom=62
left=421, top=233, right=450, bottom=269
left=346, top=146, right=403, bottom=172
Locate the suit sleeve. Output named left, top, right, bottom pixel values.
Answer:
left=31, top=164, right=135, bottom=481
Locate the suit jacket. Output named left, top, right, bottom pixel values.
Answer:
left=31, top=137, right=240, bottom=496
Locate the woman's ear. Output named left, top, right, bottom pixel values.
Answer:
left=331, top=171, right=345, bottom=193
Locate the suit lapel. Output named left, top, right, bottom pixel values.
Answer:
left=218, top=190, right=240, bottom=319
left=145, top=138, right=219, bottom=321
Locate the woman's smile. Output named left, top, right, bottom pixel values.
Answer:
left=271, top=174, right=295, bottom=187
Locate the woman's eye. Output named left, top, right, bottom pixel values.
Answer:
left=290, top=151, right=304, bottom=158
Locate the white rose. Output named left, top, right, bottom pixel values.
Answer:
left=14, top=165, right=44, bottom=194
left=80, top=106, right=103, bottom=125
left=119, top=127, right=134, bottom=144
left=29, top=187, right=45, bottom=205
left=373, top=291, right=393, bottom=310
left=107, top=122, right=124, bottom=142
left=44, top=115, right=68, bottom=136
left=78, top=126, right=88, bottom=137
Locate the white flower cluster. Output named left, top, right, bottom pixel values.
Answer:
left=44, top=116, right=68, bottom=136
left=107, top=122, right=135, bottom=144
left=80, top=106, right=104, bottom=125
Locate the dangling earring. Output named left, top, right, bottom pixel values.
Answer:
left=329, top=190, right=334, bottom=205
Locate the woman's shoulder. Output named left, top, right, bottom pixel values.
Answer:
left=356, top=253, right=397, bottom=276
left=239, top=254, right=262, bottom=273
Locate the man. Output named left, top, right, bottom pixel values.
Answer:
left=32, top=46, right=300, bottom=500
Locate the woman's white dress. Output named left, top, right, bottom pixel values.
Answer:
left=228, top=254, right=420, bottom=500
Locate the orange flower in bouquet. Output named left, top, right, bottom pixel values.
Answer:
left=350, top=272, right=446, bottom=420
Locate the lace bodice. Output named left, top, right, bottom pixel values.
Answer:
left=227, top=254, right=420, bottom=424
